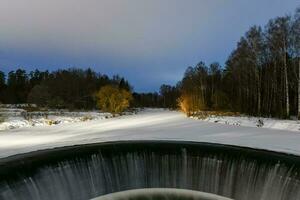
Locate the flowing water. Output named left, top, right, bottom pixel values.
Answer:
left=91, top=188, right=233, bottom=200
left=0, top=141, right=300, bottom=200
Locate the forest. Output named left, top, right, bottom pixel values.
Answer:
left=175, top=7, right=300, bottom=118
left=0, top=67, right=176, bottom=111
left=0, top=68, right=132, bottom=110
left=0, top=7, right=299, bottom=118
left=178, top=8, right=300, bottom=118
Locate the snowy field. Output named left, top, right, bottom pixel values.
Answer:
left=1, top=106, right=300, bottom=132
left=1, top=109, right=300, bottom=159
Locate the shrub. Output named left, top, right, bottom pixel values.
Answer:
left=96, top=85, right=132, bottom=114
left=27, top=84, right=51, bottom=107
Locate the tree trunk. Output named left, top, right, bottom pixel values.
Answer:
left=284, top=64, right=289, bottom=117
left=298, top=59, right=300, bottom=119
left=258, top=81, right=261, bottom=115
left=256, top=66, right=261, bottom=116
left=283, top=42, right=289, bottom=118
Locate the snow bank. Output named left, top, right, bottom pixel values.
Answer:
left=190, top=115, right=300, bottom=132
left=0, top=108, right=113, bottom=131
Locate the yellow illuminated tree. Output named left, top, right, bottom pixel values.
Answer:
left=96, top=85, right=132, bottom=114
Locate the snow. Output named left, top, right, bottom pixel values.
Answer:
left=191, top=115, right=300, bottom=132
left=0, top=108, right=113, bottom=131
left=0, top=109, right=300, bottom=159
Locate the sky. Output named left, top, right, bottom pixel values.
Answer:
left=0, top=0, right=299, bottom=92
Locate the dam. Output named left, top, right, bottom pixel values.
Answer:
left=1, top=141, right=300, bottom=200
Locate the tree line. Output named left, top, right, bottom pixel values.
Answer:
left=165, top=7, right=300, bottom=118
left=0, top=68, right=131, bottom=110
left=0, top=68, right=178, bottom=111
left=132, top=84, right=179, bottom=109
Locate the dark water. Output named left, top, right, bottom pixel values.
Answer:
left=0, top=141, right=300, bottom=200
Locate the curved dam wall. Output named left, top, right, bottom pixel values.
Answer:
left=0, top=141, right=300, bottom=200
left=92, top=188, right=233, bottom=200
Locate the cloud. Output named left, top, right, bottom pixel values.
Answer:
left=0, top=0, right=299, bottom=91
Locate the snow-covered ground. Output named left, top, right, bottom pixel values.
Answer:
left=2, top=107, right=300, bottom=132
left=1, top=109, right=300, bottom=159
left=191, top=115, right=300, bottom=132
left=0, top=108, right=113, bottom=131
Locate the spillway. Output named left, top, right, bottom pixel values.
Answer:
left=0, top=141, right=300, bottom=200
left=92, top=188, right=233, bottom=200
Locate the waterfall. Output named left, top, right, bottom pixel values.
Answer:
left=91, top=188, right=233, bottom=200
left=0, top=141, right=300, bottom=200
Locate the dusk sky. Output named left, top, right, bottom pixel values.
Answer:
left=0, top=0, right=299, bottom=92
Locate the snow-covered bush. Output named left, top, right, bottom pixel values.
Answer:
left=80, top=115, right=93, bottom=121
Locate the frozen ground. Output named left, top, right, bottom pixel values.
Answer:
left=1, top=109, right=300, bottom=158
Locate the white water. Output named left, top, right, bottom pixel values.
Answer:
left=92, top=188, right=233, bottom=200
left=1, top=147, right=300, bottom=200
